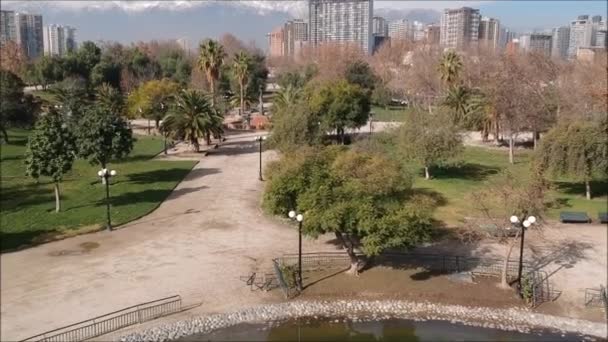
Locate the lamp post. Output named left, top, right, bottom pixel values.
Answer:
left=510, top=214, right=536, bottom=291
left=160, top=102, right=168, bottom=155
left=98, top=168, right=117, bottom=231
left=255, top=136, right=266, bottom=181
left=288, top=210, right=304, bottom=291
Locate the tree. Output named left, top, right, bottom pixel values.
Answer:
left=0, top=70, right=38, bottom=142
left=264, top=147, right=433, bottom=275
left=158, top=49, right=191, bottom=85
left=77, top=105, right=134, bottom=170
left=62, top=41, right=101, bottom=81
left=161, top=89, right=223, bottom=151
left=48, top=76, right=90, bottom=122
left=344, top=60, right=378, bottom=93
left=232, top=51, right=252, bottom=117
left=198, top=39, right=226, bottom=106
left=0, top=41, right=26, bottom=76
left=472, top=168, right=549, bottom=288
left=273, top=84, right=301, bottom=111
left=309, top=79, right=371, bottom=144
left=442, top=85, right=473, bottom=126
left=397, top=109, right=463, bottom=179
left=536, top=120, right=607, bottom=200
left=90, top=58, right=122, bottom=89
left=96, top=83, right=125, bottom=116
left=267, top=98, right=323, bottom=152
left=25, top=111, right=77, bottom=212
left=402, top=48, right=442, bottom=113
left=126, top=79, right=180, bottom=130
left=35, top=55, right=64, bottom=89
left=438, top=50, right=463, bottom=86
left=371, top=82, right=392, bottom=109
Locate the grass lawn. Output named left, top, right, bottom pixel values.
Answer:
left=410, top=146, right=607, bottom=226
left=371, top=106, right=413, bottom=122
left=1, top=129, right=197, bottom=251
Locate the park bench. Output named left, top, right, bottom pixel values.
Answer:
left=599, top=212, right=608, bottom=224
left=559, top=211, right=591, bottom=224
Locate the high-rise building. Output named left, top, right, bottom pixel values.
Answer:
left=526, top=33, right=552, bottom=56
left=284, top=19, right=308, bottom=57
left=412, top=21, right=425, bottom=41
left=308, top=0, right=373, bottom=54
left=372, top=16, right=388, bottom=37
left=267, top=26, right=285, bottom=57
left=425, top=24, right=440, bottom=45
left=551, top=26, right=570, bottom=59
left=568, top=15, right=594, bottom=58
left=15, top=12, right=44, bottom=59
left=43, top=24, right=76, bottom=57
left=440, top=7, right=481, bottom=49
left=0, top=10, right=17, bottom=46
left=388, top=19, right=411, bottom=41
left=479, top=17, right=500, bottom=50
left=593, top=18, right=606, bottom=48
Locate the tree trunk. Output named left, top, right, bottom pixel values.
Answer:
left=533, top=130, right=540, bottom=150
left=500, top=234, right=520, bottom=289
left=155, top=118, right=160, bottom=130
left=0, top=126, right=8, bottom=143
left=205, top=133, right=211, bottom=145
left=147, top=119, right=151, bottom=135
left=193, top=139, right=199, bottom=152
left=210, top=77, right=216, bottom=107
left=481, top=124, right=489, bottom=142
left=494, top=120, right=500, bottom=144
left=54, top=182, right=61, bottom=213
left=424, top=166, right=430, bottom=180
left=240, top=81, right=245, bottom=118
left=335, top=232, right=360, bottom=275
left=585, top=179, right=591, bottom=200
left=508, top=132, right=514, bottom=164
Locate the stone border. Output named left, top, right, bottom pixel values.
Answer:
left=119, top=300, right=607, bottom=341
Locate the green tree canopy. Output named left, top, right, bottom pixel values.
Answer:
left=0, top=70, right=37, bottom=142
left=397, top=109, right=463, bottom=179
left=35, top=55, right=64, bottom=89
left=263, top=147, right=433, bottom=274
left=266, top=99, right=323, bottom=152
left=198, top=39, right=226, bottom=105
left=438, top=50, right=463, bottom=86
left=344, top=60, right=378, bottom=93
left=25, top=110, right=77, bottom=212
left=309, top=79, right=371, bottom=144
left=77, top=105, right=134, bottom=168
left=126, top=79, right=180, bottom=127
left=536, top=119, right=608, bottom=200
left=90, top=57, right=122, bottom=89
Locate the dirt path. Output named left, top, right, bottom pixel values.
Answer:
left=0, top=131, right=337, bottom=341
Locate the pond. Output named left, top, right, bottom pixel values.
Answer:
left=178, top=317, right=592, bottom=341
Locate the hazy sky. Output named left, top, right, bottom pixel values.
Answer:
left=2, top=1, right=606, bottom=49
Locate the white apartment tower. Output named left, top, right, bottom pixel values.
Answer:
left=551, top=26, right=570, bottom=59
left=568, top=15, right=594, bottom=58
left=15, top=12, right=44, bottom=59
left=479, top=17, right=500, bottom=50
left=440, top=7, right=481, bottom=50
left=43, top=24, right=76, bottom=56
left=308, top=0, right=373, bottom=54
left=388, top=19, right=411, bottom=41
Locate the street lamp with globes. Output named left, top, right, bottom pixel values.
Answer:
left=510, top=214, right=536, bottom=291
left=98, top=168, right=117, bottom=231
left=255, top=136, right=267, bottom=181
left=288, top=210, right=304, bottom=291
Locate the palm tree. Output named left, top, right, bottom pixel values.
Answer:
left=443, top=85, right=471, bottom=126
left=161, top=89, right=223, bottom=152
left=232, top=52, right=252, bottom=119
left=273, top=85, right=301, bottom=110
left=438, top=51, right=463, bottom=86
left=96, top=83, right=125, bottom=116
left=467, top=92, right=500, bottom=143
left=198, top=39, right=226, bottom=107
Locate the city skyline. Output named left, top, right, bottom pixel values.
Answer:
left=1, top=1, right=606, bottom=48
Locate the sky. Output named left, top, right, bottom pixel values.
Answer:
left=2, top=1, right=607, bottom=49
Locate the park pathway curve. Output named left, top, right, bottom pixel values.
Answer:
left=0, top=131, right=336, bottom=341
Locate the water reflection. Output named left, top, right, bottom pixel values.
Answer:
left=180, top=317, right=588, bottom=342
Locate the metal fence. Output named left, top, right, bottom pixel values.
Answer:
left=273, top=252, right=555, bottom=307
left=20, top=295, right=182, bottom=342
left=585, top=285, right=608, bottom=319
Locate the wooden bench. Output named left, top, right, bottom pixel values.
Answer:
left=559, top=211, right=591, bottom=223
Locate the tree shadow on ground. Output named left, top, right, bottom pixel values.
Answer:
left=0, top=229, right=59, bottom=252
left=546, top=198, right=572, bottom=210
left=0, top=183, right=55, bottom=212
left=431, top=163, right=500, bottom=181
left=528, top=239, right=593, bottom=281
left=127, top=168, right=218, bottom=184
left=96, top=186, right=208, bottom=207
left=408, top=188, right=448, bottom=208
left=553, top=180, right=608, bottom=198
left=205, top=141, right=258, bottom=156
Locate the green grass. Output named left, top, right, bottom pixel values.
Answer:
left=1, top=129, right=197, bottom=251
left=371, top=106, right=413, bottom=122
left=409, top=147, right=607, bottom=226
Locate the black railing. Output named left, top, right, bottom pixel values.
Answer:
left=585, top=285, right=608, bottom=319
left=20, top=295, right=182, bottom=342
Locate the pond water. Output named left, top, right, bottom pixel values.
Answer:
left=178, top=317, right=593, bottom=341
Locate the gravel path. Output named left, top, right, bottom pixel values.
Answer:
left=0, top=131, right=337, bottom=341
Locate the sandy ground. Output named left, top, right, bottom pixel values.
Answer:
left=1, top=130, right=606, bottom=341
